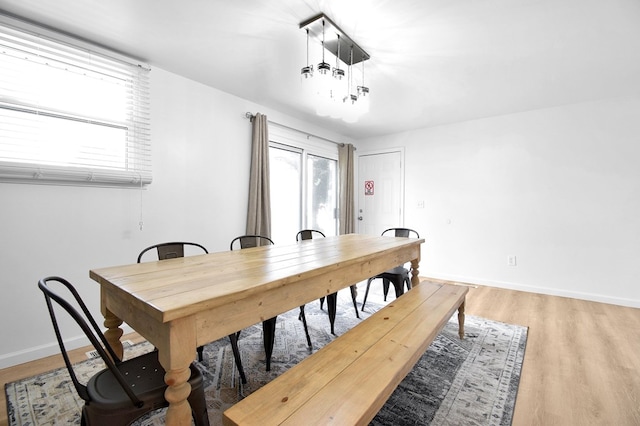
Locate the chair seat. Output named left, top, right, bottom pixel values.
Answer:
left=362, top=266, right=412, bottom=310
left=375, top=267, right=411, bottom=298
left=88, top=350, right=203, bottom=409
left=381, top=266, right=408, bottom=276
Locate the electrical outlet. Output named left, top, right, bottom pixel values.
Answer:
left=507, top=255, right=517, bottom=266
left=417, top=200, right=425, bottom=208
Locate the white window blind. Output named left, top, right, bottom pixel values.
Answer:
left=0, top=17, right=151, bottom=186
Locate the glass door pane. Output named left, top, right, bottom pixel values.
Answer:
left=307, top=154, right=337, bottom=236
left=269, top=145, right=302, bottom=244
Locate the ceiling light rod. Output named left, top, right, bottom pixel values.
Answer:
left=299, top=13, right=370, bottom=65
left=301, top=28, right=313, bottom=78
left=317, top=19, right=331, bottom=75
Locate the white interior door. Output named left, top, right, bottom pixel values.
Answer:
left=357, top=150, right=404, bottom=235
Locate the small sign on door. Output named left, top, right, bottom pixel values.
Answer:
left=365, top=180, right=374, bottom=196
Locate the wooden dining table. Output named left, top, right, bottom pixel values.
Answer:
left=89, top=233, right=424, bottom=426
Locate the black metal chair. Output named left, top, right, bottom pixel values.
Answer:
left=296, top=229, right=360, bottom=334
left=362, top=228, right=420, bottom=310
left=137, top=241, right=208, bottom=262
left=229, top=235, right=275, bottom=250
left=295, top=229, right=326, bottom=242
left=38, top=276, right=210, bottom=426
left=137, top=241, right=247, bottom=383
left=230, top=235, right=311, bottom=371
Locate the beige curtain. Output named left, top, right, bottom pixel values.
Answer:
left=246, top=113, right=271, bottom=238
left=338, top=143, right=356, bottom=235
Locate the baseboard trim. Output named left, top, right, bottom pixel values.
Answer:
left=422, top=274, right=640, bottom=309
left=0, top=325, right=135, bottom=370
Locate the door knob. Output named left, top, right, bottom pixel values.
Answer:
left=358, top=216, right=363, bottom=221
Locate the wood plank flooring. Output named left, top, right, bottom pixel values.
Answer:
left=452, top=280, right=640, bottom=426
left=1, top=278, right=639, bottom=426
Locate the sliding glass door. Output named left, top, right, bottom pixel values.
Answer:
left=269, top=140, right=338, bottom=244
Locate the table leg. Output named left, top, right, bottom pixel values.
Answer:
left=457, top=299, right=466, bottom=340
left=410, top=258, right=420, bottom=288
left=157, top=318, right=197, bottom=426
left=164, top=367, right=193, bottom=426
left=103, top=308, right=124, bottom=360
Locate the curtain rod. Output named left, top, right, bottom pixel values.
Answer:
left=245, top=112, right=349, bottom=148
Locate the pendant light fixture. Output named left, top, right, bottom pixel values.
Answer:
left=299, top=13, right=370, bottom=121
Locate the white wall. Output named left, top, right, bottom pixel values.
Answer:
left=3, top=66, right=637, bottom=369
left=360, top=96, right=640, bottom=308
left=0, top=67, right=349, bottom=368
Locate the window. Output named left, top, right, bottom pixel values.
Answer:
left=0, top=16, right=151, bottom=186
left=269, top=126, right=338, bottom=244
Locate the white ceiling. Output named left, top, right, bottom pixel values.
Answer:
left=1, top=0, right=640, bottom=139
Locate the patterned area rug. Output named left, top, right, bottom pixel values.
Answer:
left=5, top=297, right=527, bottom=425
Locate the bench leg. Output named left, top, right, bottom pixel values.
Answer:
left=457, top=299, right=466, bottom=339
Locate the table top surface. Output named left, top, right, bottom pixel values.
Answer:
left=90, top=234, right=423, bottom=323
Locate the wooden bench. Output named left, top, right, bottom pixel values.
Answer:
left=223, top=281, right=468, bottom=426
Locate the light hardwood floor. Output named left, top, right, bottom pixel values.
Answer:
left=455, top=280, right=640, bottom=426
left=1, top=279, right=639, bottom=426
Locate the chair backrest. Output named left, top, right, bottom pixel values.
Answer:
left=230, top=235, right=274, bottom=250
left=37, top=276, right=142, bottom=406
left=381, top=228, right=420, bottom=238
left=137, top=242, right=208, bottom=263
left=296, top=229, right=326, bottom=241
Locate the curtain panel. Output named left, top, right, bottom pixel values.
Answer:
left=338, top=143, right=356, bottom=235
left=246, top=113, right=271, bottom=239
